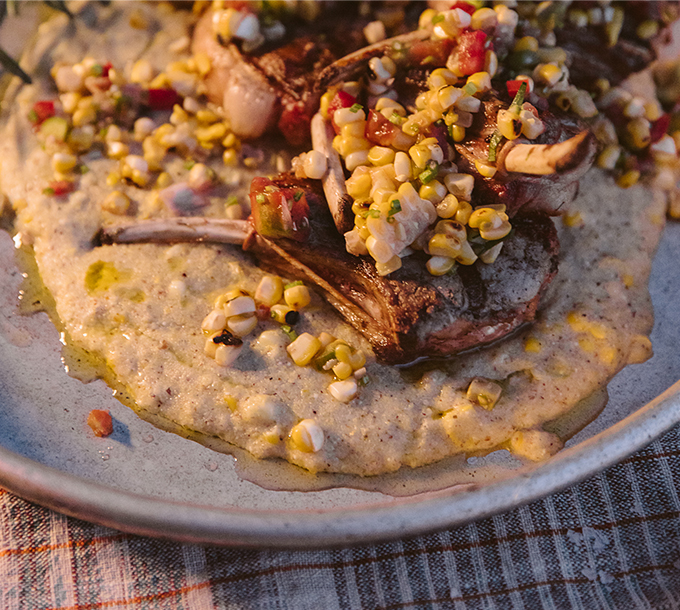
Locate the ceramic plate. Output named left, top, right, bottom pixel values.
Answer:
left=0, top=220, right=678, bottom=548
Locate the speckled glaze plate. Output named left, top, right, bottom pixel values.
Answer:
left=0, top=219, right=678, bottom=549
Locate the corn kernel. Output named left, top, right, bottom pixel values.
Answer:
left=202, top=309, right=227, bottom=332
left=466, top=72, right=491, bottom=94
left=436, top=194, right=459, bottom=218
left=524, top=337, right=542, bottom=353
left=450, top=124, right=466, bottom=142
left=214, top=343, right=242, bottom=367
left=349, top=350, right=366, bottom=370
left=333, top=361, right=353, bottom=380
left=287, top=333, right=322, bottom=367
left=480, top=242, right=503, bottom=264
left=101, top=191, right=131, bottom=215
left=223, top=148, right=239, bottom=166
left=474, top=160, right=497, bottom=178
left=514, top=36, right=539, bottom=52
left=467, top=377, right=502, bottom=409
left=368, top=146, right=396, bottom=166
left=328, top=378, right=358, bottom=402
left=270, top=303, right=294, bottom=323
left=426, top=255, right=456, bottom=276
left=130, top=59, right=154, bottom=84
left=375, top=255, right=402, bottom=276
left=255, top=275, right=283, bottom=307
left=284, top=284, right=311, bottom=310
left=534, top=63, right=563, bottom=87
left=289, top=419, right=324, bottom=452
left=52, top=152, right=77, bottom=173
left=366, top=235, right=394, bottom=264
left=617, top=169, right=640, bottom=188
left=454, top=200, right=473, bottom=225
left=419, top=180, right=447, bottom=204
left=193, top=52, right=212, bottom=77
left=227, top=313, right=258, bottom=337
left=471, top=7, right=497, bottom=31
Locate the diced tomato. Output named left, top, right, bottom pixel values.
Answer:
left=328, top=90, right=357, bottom=134
left=146, top=88, right=182, bottom=111
left=448, top=30, right=488, bottom=76
left=506, top=80, right=528, bottom=98
left=250, top=177, right=311, bottom=242
left=650, top=113, right=671, bottom=143
left=365, top=110, right=416, bottom=151
left=29, top=100, right=56, bottom=125
left=46, top=180, right=76, bottom=197
left=278, top=101, right=312, bottom=146
left=87, top=410, right=113, bottom=438
left=449, top=1, right=477, bottom=15
left=101, top=63, right=113, bottom=78
left=408, top=38, right=455, bottom=67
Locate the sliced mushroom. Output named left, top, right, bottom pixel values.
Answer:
left=310, top=112, right=354, bottom=234
left=500, top=131, right=597, bottom=176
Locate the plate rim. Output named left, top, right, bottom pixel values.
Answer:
left=0, top=380, right=678, bottom=548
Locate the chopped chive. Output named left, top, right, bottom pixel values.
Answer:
left=281, top=325, right=298, bottom=341
left=225, top=195, right=239, bottom=207
left=91, top=64, right=103, bottom=77
left=79, top=165, right=90, bottom=174
left=349, top=103, right=363, bottom=113
left=488, top=128, right=503, bottom=163
left=389, top=111, right=403, bottom=125
left=509, top=81, right=527, bottom=113
left=293, top=190, right=303, bottom=202
left=27, top=109, right=38, bottom=124
left=367, top=209, right=381, bottom=218
left=255, top=193, right=266, bottom=205
left=419, top=165, right=439, bottom=184
left=184, top=160, right=196, bottom=170
left=463, top=82, right=478, bottom=96
left=284, top=280, right=304, bottom=290
left=387, top=199, right=402, bottom=217
left=42, top=187, right=55, bottom=196
left=431, top=13, right=445, bottom=25
left=359, top=375, right=370, bottom=386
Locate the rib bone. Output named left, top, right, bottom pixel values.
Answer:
left=95, top=217, right=249, bottom=246
left=501, top=131, right=596, bottom=176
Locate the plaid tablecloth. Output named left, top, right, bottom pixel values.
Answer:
left=2, top=424, right=680, bottom=609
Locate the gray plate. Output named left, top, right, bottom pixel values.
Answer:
left=0, top=220, right=678, bottom=549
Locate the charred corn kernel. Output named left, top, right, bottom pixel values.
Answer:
left=469, top=207, right=507, bottom=229
left=328, top=378, right=358, bottom=403
left=107, top=141, right=129, bottom=160
left=497, top=108, right=522, bottom=140
left=597, top=144, right=620, bottom=169
left=202, top=309, right=227, bottom=332
left=375, top=255, right=402, bottom=276
left=393, top=152, right=412, bottom=182
left=474, top=160, right=497, bottom=178
left=479, top=219, right=511, bottom=240
left=368, top=146, right=395, bottom=166
left=227, top=313, right=258, bottom=337
left=204, top=333, right=219, bottom=358
left=419, top=180, right=447, bottom=204
left=480, top=242, right=503, bottom=264
left=287, top=333, right=322, bottom=367
left=333, top=361, right=353, bottom=380
left=223, top=295, right=256, bottom=318
left=563, top=210, right=583, bottom=227
left=290, top=419, right=324, bottom=453
left=349, top=350, right=366, bottom=370
left=130, top=59, right=154, bottom=84
left=302, top=150, right=327, bottom=179
left=284, top=284, right=311, bottom=310
left=223, top=148, right=238, bottom=166
left=255, top=275, right=283, bottom=307
left=214, top=343, right=242, bottom=367
left=52, top=152, right=77, bottom=173
left=106, top=171, right=121, bottom=187
left=101, top=191, right=130, bottom=215
left=428, top=233, right=464, bottom=258
left=467, top=377, right=502, bottom=409
left=366, top=235, right=394, bottom=264
left=617, top=169, right=640, bottom=188
left=534, top=63, right=562, bottom=87
left=514, top=35, right=539, bottom=52
left=466, top=72, right=491, bottom=94
left=427, top=255, right=456, bottom=276
left=471, top=7, right=498, bottom=31
left=524, top=336, right=542, bottom=353
left=436, top=194, right=459, bottom=218
left=409, top=138, right=442, bottom=168
left=269, top=303, right=293, bottom=323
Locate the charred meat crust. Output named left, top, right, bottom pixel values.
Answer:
left=246, top=177, right=559, bottom=364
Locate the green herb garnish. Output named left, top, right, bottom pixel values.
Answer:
left=293, top=190, right=303, bottom=202
left=431, top=14, right=445, bottom=25
left=255, top=193, right=266, bottom=205
left=419, top=165, right=439, bottom=184
left=281, top=325, right=298, bottom=341
left=366, top=209, right=381, bottom=219
left=488, top=128, right=503, bottom=163
left=284, top=280, right=304, bottom=290
left=349, top=103, right=363, bottom=113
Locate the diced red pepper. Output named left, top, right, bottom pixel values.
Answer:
left=29, top=100, right=56, bottom=125
left=46, top=180, right=76, bottom=197
left=408, top=38, right=455, bottom=67
left=278, top=101, right=312, bottom=147
left=146, top=88, right=182, bottom=111
left=650, top=113, right=671, bottom=143
left=506, top=80, right=526, bottom=98
left=449, top=1, right=477, bottom=15
left=250, top=177, right=311, bottom=242
left=365, top=110, right=416, bottom=151
left=87, top=410, right=113, bottom=437
left=328, top=90, right=357, bottom=134
left=101, top=63, right=113, bottom=78
left=448, top=30, right=488, bottom=76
